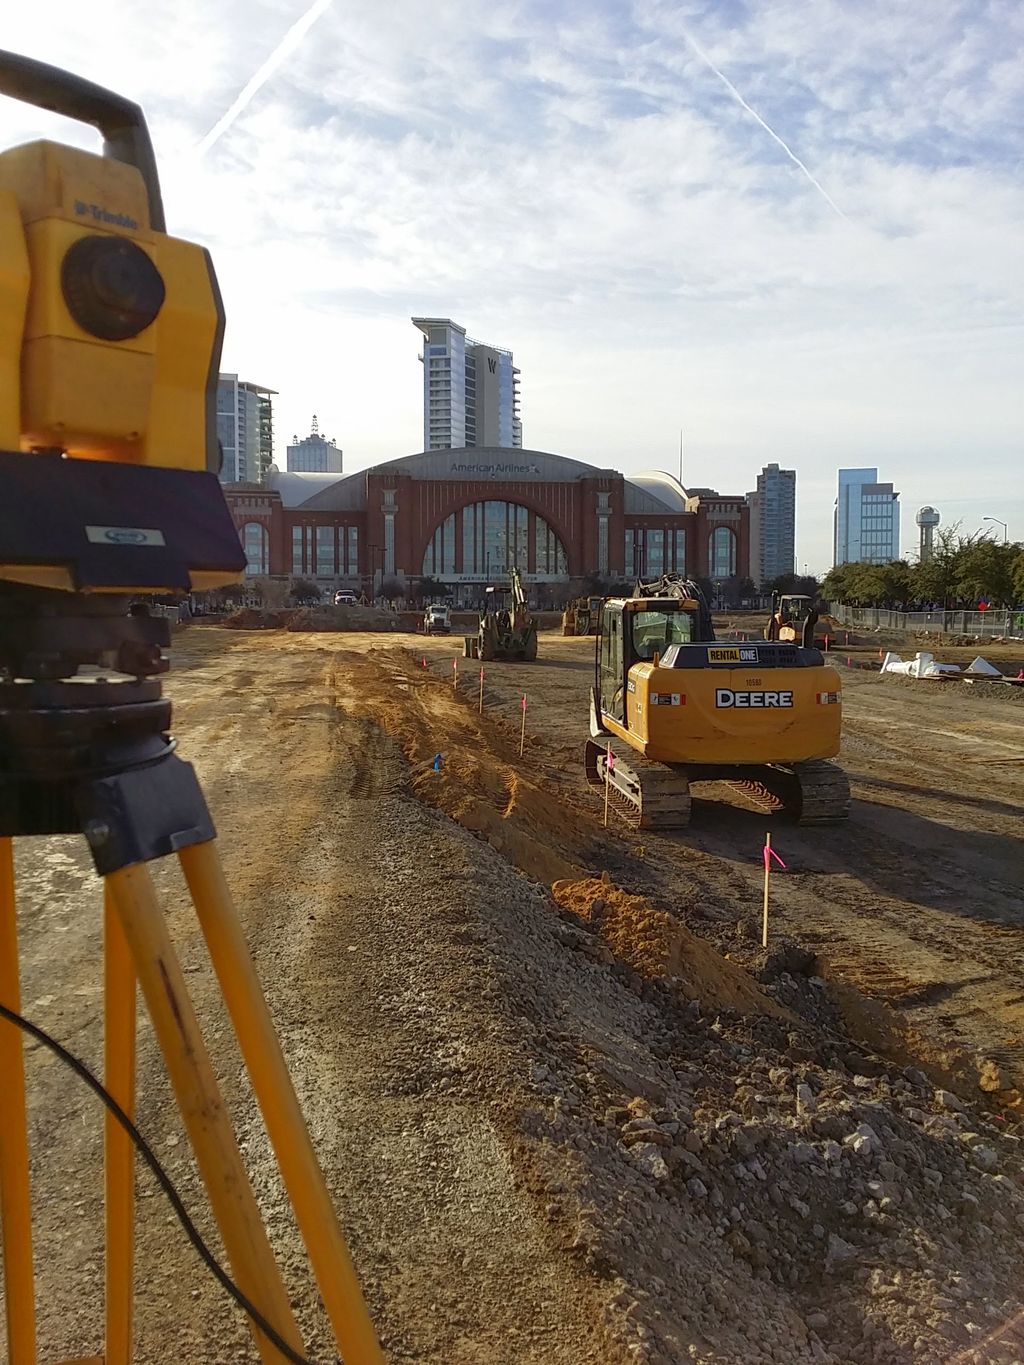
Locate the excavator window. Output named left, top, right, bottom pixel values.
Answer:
left=630, top=609, right=693, bottom=660
left=599, top=606, right=625, bottom=722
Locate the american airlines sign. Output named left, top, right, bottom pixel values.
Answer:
left=449, top=462, right=541, bottom=478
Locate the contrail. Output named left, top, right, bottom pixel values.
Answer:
left=198, top=0, right=336, bottom=154
left=681, top=28, right=848, bottom=220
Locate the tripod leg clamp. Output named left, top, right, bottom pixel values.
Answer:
left=76, top=753, right=217, bottom=876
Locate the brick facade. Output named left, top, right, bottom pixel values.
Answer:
left=224, top=454, right=749, bottom=589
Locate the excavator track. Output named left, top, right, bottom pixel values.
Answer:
left=788, top=759, right=852, bottom=824
left=584, top=739, right=691, bottom=828
left=729, top=760, right=851, bottom=825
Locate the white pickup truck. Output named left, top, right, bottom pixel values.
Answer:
left=423, top=604, right=451, bottom=635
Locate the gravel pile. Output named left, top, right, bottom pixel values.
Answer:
left=460, top=876, right=1024, bottom=1364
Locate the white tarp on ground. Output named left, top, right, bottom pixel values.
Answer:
left=881, top=651, right=962, bottom=679
left=965, top=656, right=1003, bottom=676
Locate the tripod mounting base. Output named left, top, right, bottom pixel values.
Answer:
left=0, top=680, right=214, bottom=876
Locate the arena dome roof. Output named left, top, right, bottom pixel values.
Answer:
left=266, top=449, right=692, bottom=515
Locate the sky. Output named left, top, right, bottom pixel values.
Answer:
left=3, top=0, right=1022, bottom=572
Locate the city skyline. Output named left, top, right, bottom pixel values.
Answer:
left=6, top=1, right=1021, bottom=570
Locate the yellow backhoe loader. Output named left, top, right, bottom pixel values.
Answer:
left=585, top=574, right=849, bottom=827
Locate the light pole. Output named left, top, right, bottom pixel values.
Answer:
left=983, top=516, right=1008, bottom=543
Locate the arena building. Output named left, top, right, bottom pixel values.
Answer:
left=223, top=447, right=750, bottom=602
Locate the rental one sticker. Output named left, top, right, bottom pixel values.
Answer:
left=716, top=689, right=793, bottom=709
left=707, top=646, right=760, bottom=663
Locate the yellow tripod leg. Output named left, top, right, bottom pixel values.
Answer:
left=0, top=837, right=37, bottom=1365
left=105, top=862, right=304, bottom=1365
left=104, top=884, right=136, bottom=1365
left=179, top=841, right=384, bottom=1365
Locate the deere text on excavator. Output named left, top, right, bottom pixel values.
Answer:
left=585, top=574, right=850, bottom=827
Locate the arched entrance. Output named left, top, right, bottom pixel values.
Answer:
left=422, top=499, right=569, bottom=601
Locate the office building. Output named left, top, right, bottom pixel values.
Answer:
left=287, top=416, right=343, bottom=473
left=216, top=374, right=276, bottom=484
left=412, top=317, right=522, bottom=451
left=746, top=464, right=795, bottom=586
left=834, top=468, right=900, bottom=565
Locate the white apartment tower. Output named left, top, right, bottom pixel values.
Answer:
left=216, top=374, right=276, bottom=484
left=412, top=317, right=522, bottom=450
left=747, top=464, right=796, bottom=586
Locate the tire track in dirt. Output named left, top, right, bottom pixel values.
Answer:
left=412, top=632, right=1024, bottom=1111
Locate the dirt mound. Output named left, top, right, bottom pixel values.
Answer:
left=286, top=604, right=404, bottom=632
left=552, top=873, right=786, bottom=1019
left=223, top=606, right=293, bottom=629
left=876, top=672, right=1024, bottom=706
left=328, top=647, right=597, bottom=884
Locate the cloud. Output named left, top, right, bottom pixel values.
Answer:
left=2, top=0, right=1022, bottom=566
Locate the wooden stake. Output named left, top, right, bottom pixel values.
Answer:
left=453, top=659, right=458, bottom=690
left=519, top=695, right=527, bottom=756
left=478, top=666, right=484, bottom=714
left=603, top=746, right=612, bottom=827
left=762, top=832, right=772, bottom=948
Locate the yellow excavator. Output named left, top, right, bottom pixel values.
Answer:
left=585, top=574, right=849, bottom=827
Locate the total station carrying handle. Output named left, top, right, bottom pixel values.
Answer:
left=0, top=48, right=165, bottom=231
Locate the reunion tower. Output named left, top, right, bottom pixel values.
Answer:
left=916, top=506, right=940, bottom=560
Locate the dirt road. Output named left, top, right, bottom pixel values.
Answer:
left=11, top=629, right=609, bottom=1363
left=10, top=624, right=1024, bottom=1365
left=408, top=630, right=1024, bottom=1103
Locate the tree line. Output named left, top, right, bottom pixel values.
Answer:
left=821, top=527, right=1024, bottom=609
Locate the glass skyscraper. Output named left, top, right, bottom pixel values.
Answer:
left=834, top=468, right=900, bottom=565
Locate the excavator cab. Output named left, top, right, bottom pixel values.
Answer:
left=598, top=599, right=699, bottom=723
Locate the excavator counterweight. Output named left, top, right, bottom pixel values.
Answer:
left=585, top=573, right=849, bottom=826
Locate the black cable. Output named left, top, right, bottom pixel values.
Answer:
left=0, top=1001, right=316, bottom=1365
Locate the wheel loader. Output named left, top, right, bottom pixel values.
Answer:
left=585, top=574, right=849, bottom=827
left=464, top=566, right=538, bottom=661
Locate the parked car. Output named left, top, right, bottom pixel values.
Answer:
left=334, top=589, right=358, bottom=606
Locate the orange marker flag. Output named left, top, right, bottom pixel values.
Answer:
left=761, top=832, right=786, bottom=947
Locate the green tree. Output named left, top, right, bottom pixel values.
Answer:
left=1012, top=549, right=1024, bottom=604
left=822, top=562, right=877, bottom=604
left=954, top=540, right=1018, bottom=606
left=877, top=560, right=915, bottom=607
left=416, top=576, right=451, bottom=602
left=766, top=572, right=820, bottom=598
left=288, top=578, right=320, bottom=603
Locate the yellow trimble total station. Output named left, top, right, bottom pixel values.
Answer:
left=0, top=53, right=383, bottom=1365
left=0, top=49, right=243, bottom=608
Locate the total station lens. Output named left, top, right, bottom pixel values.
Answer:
left=61, top=234, right=166, bottom=341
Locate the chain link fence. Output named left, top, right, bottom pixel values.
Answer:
left=831, top=604, right=1023, bottom=638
